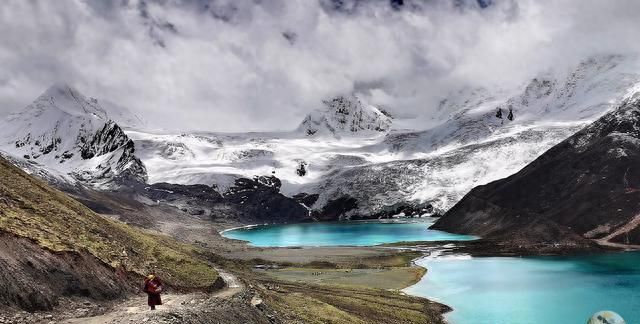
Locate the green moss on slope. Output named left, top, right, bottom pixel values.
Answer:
left=0, top=157, right=217, bottom=288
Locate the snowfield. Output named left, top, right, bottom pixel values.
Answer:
left=3, top=55, right=640, bottom=216
left=126, top=55, right=640, bottom=215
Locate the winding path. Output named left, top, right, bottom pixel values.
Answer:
left=62, top=267, right=243, bottom=324
left=594, top=213, right=640, bottom=250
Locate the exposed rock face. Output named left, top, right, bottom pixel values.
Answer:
left=295, top=161, right=308, bottom=177
left=432, top=97, right=640, bottom=250
left=371, top=202, right=436, bottom=218
left=76, top=121, right=147, bottom=185
left=0, top=233, right=129, bottom=311
left=224, top=176, right=309, bottom=223
left=80, top=121, right=131, bottom=159
left=312, top=196, right=359, bottom=221
left=141, top=182, right=226, bottom=218
left=292, top=192, right=319, bottom=208
left=145, top=182, right=224, bottom=202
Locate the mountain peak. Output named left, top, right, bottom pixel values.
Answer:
left=298, top=95, right=392, bottom=138
left=0, top=83, right=148, bottom=188
left=31, top=82, right=108, bottom=120
left=17, top=83, right=146, bottom=129
left=43, top=81, right=77, bottom=95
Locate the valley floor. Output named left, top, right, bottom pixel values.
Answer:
left=1, top=216, right=449, bottom=324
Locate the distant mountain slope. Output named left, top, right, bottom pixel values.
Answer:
left=4, top=55, right=640, bottom=223
left=380, top=55, right=640, bottom=155
left=0, top=156, right=219, bottom=311
left=101, top=98, right=148, bottom=130
left=127, top=55, right=640, bottom=220
left=0, top=83, right=147, bottom=188
left=432, top=96, right=640, bottom=251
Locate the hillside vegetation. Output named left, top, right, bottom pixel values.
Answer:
left=0, top=156, right=219, bottom=310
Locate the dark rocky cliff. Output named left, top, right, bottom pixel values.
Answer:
left=224, top=176, right=310, bottom=223
left=432, top=97, right=640, bottom=251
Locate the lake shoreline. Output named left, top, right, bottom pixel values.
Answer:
left=218, top=219, right=640, bottom=323
left=406, top=250, right=640, bottom=323
left=218, top=220, right=458, bottom=322
left=383, top=237, right=633, bottom=257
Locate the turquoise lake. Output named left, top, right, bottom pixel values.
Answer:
left=223, top=220, right=640, bottom=323
left=220, top=219, right=475, bottom=247
left=405, top=252, right=640, bottom=324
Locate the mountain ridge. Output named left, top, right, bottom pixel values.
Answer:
left=4, top=54, right=640, bottom=221
left=0, top=83, right=147, bottom=188
left=431, top=96, right=640, bottom=251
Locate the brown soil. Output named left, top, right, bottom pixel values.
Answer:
left=0, top=232, right=131, bottom=312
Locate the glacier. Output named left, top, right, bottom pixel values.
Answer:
left=2, top=55, right=640, bottom=218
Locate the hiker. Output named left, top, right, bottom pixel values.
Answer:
left=143, top=271, right=163, bottom=310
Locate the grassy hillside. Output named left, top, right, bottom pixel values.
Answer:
left=0, top=156, right=218, bottom=289
left=259, top=279, right=448, bottom=324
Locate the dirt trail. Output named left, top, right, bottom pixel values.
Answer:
left=214, top=267, right=242, bottom=297
left=595, top=214, right=640, bottom=250
left=62, top=268, right=243, bottom=324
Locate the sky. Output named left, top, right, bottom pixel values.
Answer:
left=1, top=0, right=640, bottom=132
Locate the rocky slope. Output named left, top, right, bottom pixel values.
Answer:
left=0, top=154, right=450, bottom=324
left=432, top=96, right=640, bottom=251
left=0, top=156, right=220, bottom=311
left=120, top=175, right=310, bottom=228
left=223, top=176, right=310, bottom=223
left=0, top=83, right=147, bottom=188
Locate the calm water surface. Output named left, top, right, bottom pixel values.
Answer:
left=405, top=252, right=640, bottom=324
left=224, top=220, right=640, bottom=323
left=221, top=219, right=475, bottom=247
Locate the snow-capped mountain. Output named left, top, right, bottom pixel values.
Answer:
left=101, top=99, right=148, bottom=130
left=325, top=54, right=640, bottom=214
left=128, top=95, right=396, bottom=193
left=3, top=54, right=640, bottom=220
left=127, top=54, right=640, bottom=219
left=0, top=83, right=147, bottom=188
left=433, top=94, right=640, bottom=251
left=381, top=55, right=640, bottom=155
left=297, top=96, right=392, bottom=138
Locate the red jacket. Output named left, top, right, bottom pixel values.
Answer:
left=143, top=277, right=163, bottom=294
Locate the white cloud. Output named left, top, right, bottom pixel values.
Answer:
left=1, top=0, right=640, bottom=131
